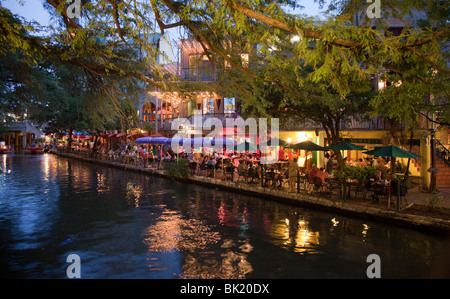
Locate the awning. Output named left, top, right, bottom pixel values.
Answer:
left=135, top=137, right=171, bottom=145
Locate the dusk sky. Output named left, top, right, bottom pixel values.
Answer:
left=2, top=0, right=328, bottom=28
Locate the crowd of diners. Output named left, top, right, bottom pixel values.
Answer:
left=58, top=139, right=406, bottom=202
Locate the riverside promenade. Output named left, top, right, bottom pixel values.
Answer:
left=51, top=150, right=450, bottom=234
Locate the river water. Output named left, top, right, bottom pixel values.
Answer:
left=0, top=153, right=448, bottom=278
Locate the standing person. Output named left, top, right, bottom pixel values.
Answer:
left=325, top=154, right=335, bottom=174
left=289, top=157, right=298, bottom=192
left=305, top=151, right=313, bottom=173
left=278, top=146, right=285, bottom=161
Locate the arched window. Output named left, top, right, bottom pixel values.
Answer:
left=142, top=102, right=156, bottom=122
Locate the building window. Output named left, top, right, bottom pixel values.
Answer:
left=224, top=97, right=235, bottom=114
left=142, top=102, right=155, bottom=122
left=241, top=54, right=249, bottom=67
left=203, top=98, right=214, bottom=114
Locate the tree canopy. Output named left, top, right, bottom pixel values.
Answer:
left=0, top=0, right=448, bottom=136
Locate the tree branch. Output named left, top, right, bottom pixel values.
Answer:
left=229, top=2, right=450, bottom=54
left=161, top=0, right=257, bottom=79
left=405, top=46, right=450, bottom=75
left=46, top=0, right=80, bottom=29
left=419, top=111, right=450, bottom=127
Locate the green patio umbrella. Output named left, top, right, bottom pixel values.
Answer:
left=235, top=141, right=258, bottom=152
left=259, top=138, right=289, bottom=147
left=326, top=141, right=366, bottom=151
left=363, top=145, right=422, bottom=159
left=289, top=141, right=326, bottom=151
left=365, top=145, right=422, bottom=211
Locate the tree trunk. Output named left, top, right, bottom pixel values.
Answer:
left=324, top=121, right=344, bottom=171
left=68, top=127, right=73, bottom=151
left=404, top=129, right=414, bottom=179
left=92, top=135, right=99, bottom=154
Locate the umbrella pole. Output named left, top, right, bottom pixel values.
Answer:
left=391, top=157, right=396, bottom=174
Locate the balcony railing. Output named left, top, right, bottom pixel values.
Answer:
left=340, top=117, right=394, bottom=131
left=141, top=113, right=242, bottom=132
left=141, top=114, right=429, bottom=134
left=180, top=68, right=217, bottom=82
left=436, top=139, right=450, bottom=167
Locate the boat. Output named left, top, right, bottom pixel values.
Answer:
left=0, top=168, right=12, bottom=175
left=0, top=145, right=14, bottom=154
left=24, top=147, right=45, bottom=154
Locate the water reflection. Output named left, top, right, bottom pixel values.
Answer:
left=0, top=154, right=448, bottom=278
left=97, top=173, right=110, bottom=193
left=270, top=216, right=320, bottom=254
left=126, top=182, right=143, bottom=207
left=142, top=206, right=256, bottom=279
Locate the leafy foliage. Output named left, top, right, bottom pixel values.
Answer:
left=0, top=0, right=448, bottom=143
left=164, top=158, right=189, bottom=178
left=332, top=164, right=377, bottom=181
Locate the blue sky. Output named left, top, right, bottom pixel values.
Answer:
left=2, top=0, right=53, bottom=25
left=2, top=0, right=328, bottom=27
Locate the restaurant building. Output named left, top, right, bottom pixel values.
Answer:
left=136, top=13, right=449, bottom=190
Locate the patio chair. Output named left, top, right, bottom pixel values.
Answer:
left=207, top=164, right=215, bottom=177
left=326, top=179, right=342, bottom=199
left=189, top=161, right=198, bottom=175
left=370, top=184, right=387, bottom=203
left=349, top=179, right=366, bottom=200
left=237, top=168, right=247, bottom=182
left=199, top=161, right=208, bottom=176
left=313, top=177, right=326, bottom=193
left=224, top=165, right=235, bottom=181
left=264, top=171, right=275, bottom=187
left=247, top=167, right=259, bottom=183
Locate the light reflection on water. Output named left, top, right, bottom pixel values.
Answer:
left=0, top=154, right=448, bottom=278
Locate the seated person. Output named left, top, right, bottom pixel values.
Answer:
left=358, top=158, right=365, bottom=167
left=367, top=170, right=382, bottom=188
left=247, top=166, right=258, bottom=182
left=225, top=159, right=234, bottom=171
left=207, top=157, right=216, bottom=166
left=206, top=157, right=216, bottom=176
left=200, top=156, right=208, bottom=172
left=265, top=168, right=275, bottom=186
left=308, top=164, right=318, bottom=181
left=274, top=170, right=284, bottom=187
left=316, top=167, right=330, bottom=186
left=237, top=161, right=246, bottom=176
left=366, top=170, right=385, bottom=202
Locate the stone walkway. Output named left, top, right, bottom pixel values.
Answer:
left=407, top=188, right=450, bottom=209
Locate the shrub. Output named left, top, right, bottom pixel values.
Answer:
left=333, top=165, right=377, bottom=181
left=164, top=158, right=189, bottom=179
